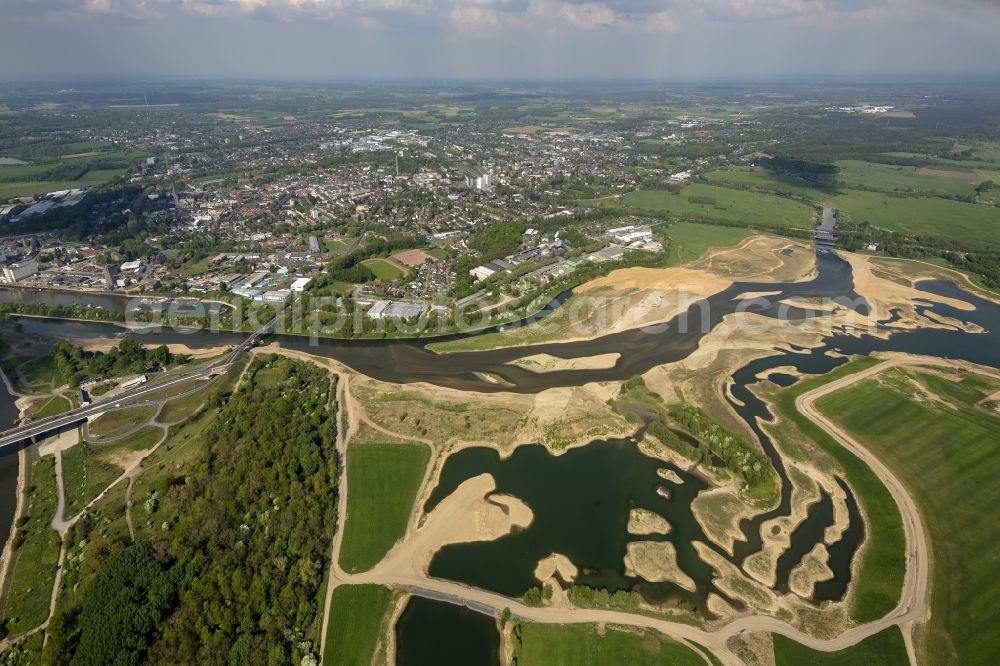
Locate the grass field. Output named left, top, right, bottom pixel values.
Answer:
left=662, top=221, right=755, bottom=265
left=834, top=160, right=979, bottom=197
left=362, top=257, right=407, bottom=281
left=61, top=441, right=125, bottom=517
left=325, top=237, right=356, bottom=255
left=0, top=457, right=61, bottom=635
left=30, top=394, right=71, bottom=419
left=88, top=405, right=156, bottom=438
left=773, top=627, right=906, bottom=665
left=0, top=168, right=126, bottom=201
left=830, top=188, right=1000, bottom=249
left=101, top=426, right=163, bottom=452
left=816, top=366, right=1000, bottom=665
left=771, top=358, right=906, bottom=623
left=158, top=389, right=209, bottom=423
left=516, top=623, right=705, bottom=666
left=612, top=183, right=817, bottom=229
left=338, top=441, right=431, bottom=573
left=322, top=585, right=393, bottom=666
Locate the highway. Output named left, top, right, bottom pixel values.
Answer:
left=0, top=316, right=277, bottom=452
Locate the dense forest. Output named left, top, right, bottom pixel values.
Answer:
left=42, top=356, right=339, bottom=665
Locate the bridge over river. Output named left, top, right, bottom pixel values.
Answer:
left=0, top=316, right=277, bottom=453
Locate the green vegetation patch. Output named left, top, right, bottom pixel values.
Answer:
left=88, top=404, right=156, bottom=439
left=771, top=358, right=905, bottom=623
left=339, top=441, right=431, bottom=573
left=45, top=356, right=338, bottom=664
left=322, top=585, right=393, bottom=666
left=619, top=183, right=816, bottom=229
left=30, top=394, right=71, bottom=419
left=515, top=623, right=705, bottom=666
left=773, top=627, right=907, bottom=665
left=61, top=441, right=125, bottom=517
left=19, top=354, right=65, bottom=391
left=816, top=367, right=1000, bottom=664
left=612, top=376, right=777, bottom=504
left=0, top=456, right=61, bottom=636
left=662, top=221, right=754, bottom=265
left=157, top=389, right=209, bottom=424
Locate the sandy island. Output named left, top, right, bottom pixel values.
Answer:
left=373, top=474, right=533, bottom=577
left=627, top=509, right=672, bottom=536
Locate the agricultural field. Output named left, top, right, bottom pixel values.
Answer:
left=0, top=168, right=127, bottom=201
left=816, top=366, right=1000, bottom=665
left=514, top=623, right=705, bottom=666
left=616, top=183, right=817, bottom=229
left=322, top=585, right=393, bottom=666
left=834, top=160, right=980, bottom=197
left=829, top=188, right=1000, bottom=249
left=338, top=441, right=431, bottom=572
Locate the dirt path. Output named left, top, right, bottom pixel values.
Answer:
left=125, top=476, right=136, bottom=543
left=0, top=448, right=28, bottom=612
left=319, top=374, right=351, bottom=659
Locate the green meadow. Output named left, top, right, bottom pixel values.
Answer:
left=516, top=623, right=705, bottom=666
left=322, top=585, right=393, bottom=666
left=773, top=627, right=907, bottom=665
left=338, top=441, right=431, bottom=572
left=829, top=188, right=1000, bottom=248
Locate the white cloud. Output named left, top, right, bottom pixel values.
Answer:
left=559, top=2, right=616, bottom=28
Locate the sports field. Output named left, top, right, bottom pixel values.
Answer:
left=362, top=257, right=407, bottom=281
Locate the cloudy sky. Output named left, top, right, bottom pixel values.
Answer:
left=2, top=0, right=999, bottom=80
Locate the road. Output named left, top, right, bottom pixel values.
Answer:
left=323, top=355, right=963, bottom=665
left=0, top=316, right=277, bottom=452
